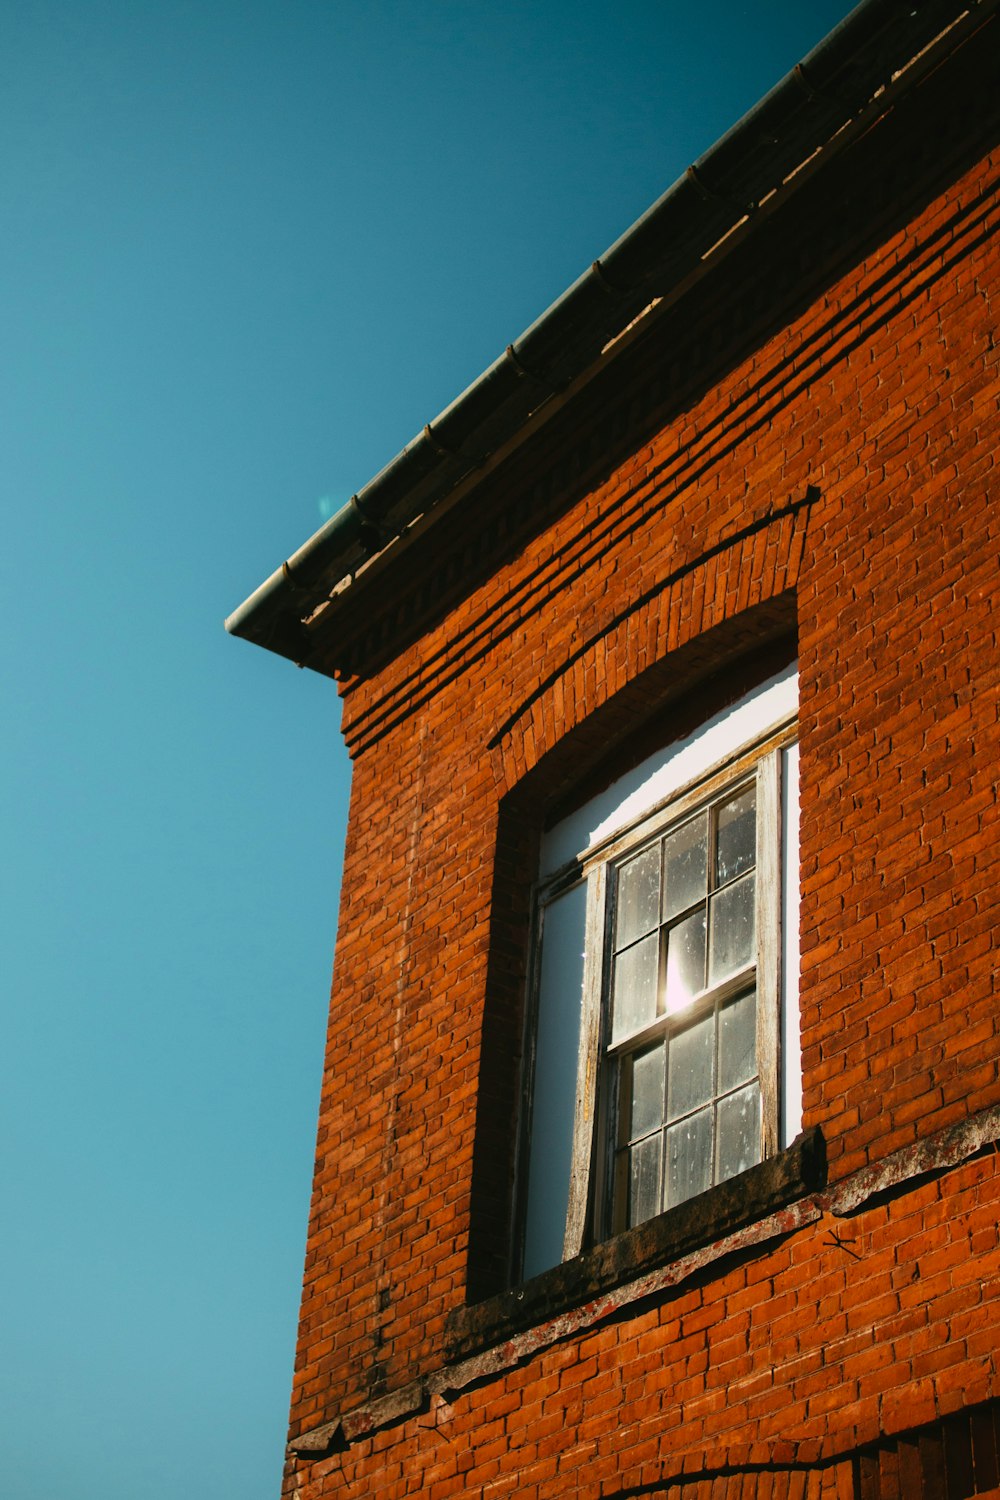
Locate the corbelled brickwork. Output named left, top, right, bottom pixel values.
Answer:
left=274, top=19, right=1000, bottom=1500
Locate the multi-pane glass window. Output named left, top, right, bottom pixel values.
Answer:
left=608, top=781, right=764, bottom=1229
left=517, top=669, right=797, bottom=1281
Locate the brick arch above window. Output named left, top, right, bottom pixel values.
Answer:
left=488, top=579, right=801, bottom=817
left=487, top=493, right=812, bottom=802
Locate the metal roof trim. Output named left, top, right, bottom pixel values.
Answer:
left=225, top=0, right=987, bottom=665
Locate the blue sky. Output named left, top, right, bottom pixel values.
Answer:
left=2, top=3, right=848, bottom=1496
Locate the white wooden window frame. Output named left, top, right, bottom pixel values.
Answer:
left=516, top=674, right=797, bottom=1283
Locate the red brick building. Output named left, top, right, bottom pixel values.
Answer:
left=228, top=1, right=1000, bottom=1494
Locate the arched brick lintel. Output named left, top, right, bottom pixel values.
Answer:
left=488, top=495, right=812, bottom=811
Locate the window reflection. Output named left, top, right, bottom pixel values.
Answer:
left=612, top=772, right=764, bottom=1229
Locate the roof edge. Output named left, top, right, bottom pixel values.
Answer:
left=226, top=0, right=990, bottom=667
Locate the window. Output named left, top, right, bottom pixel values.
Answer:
left=517, top=665, right=799, bottom=1282
left=605, top=760, right=775, bottom=1234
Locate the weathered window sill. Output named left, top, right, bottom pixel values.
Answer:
left=293, top=1109, right=1000, bottom=1459
left=446, top=1128, right=826, bottom=1361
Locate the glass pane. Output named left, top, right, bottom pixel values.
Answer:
left=629, top=1133, right=662, bottom=1227
left=630, top=1043, right=665, bottom=1140
left=716, top=1081, right=761, bottom=1181
left=611, top=931, right=658, bottom=1042
left=666, top=1107, right=712, bottom=1207
left=715, top=785, right=756, bottom=886
left=616, top=845, right=660, bottom=948
left=663, top=814, right=708, bottom=921
left=667, top=1008, right=715, bottom=1121
left=718, top=988, right=757, bottom=1093
left=522, top=882, right=587, bottom=1280
left=708, top=871, right=756, bottom=984
left=664, top=908, right=706, bottom=1013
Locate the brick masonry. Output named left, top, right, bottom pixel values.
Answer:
left=276, top=21, right=1000, bottom=1500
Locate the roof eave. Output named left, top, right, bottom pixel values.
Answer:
left=225, top=0, right=990, bottom=670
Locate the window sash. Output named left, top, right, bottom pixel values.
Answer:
left=611, top=985, right=763, bottom=1230
left=516, top=718, right=794, bottom=1282
left=593, top=744, right=785, bottom=1244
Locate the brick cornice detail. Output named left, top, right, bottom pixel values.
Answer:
left=331, top=150, right=999, bottom=759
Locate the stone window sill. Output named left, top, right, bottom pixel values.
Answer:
left=446, top=1128, right=826, bottom=1361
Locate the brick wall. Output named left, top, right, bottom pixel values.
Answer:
left=282, top=31, right=1000, bottom=1499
